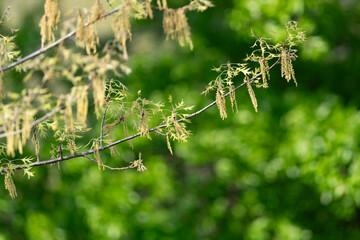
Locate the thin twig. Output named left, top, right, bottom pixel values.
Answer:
left=0, top=59, right=280, bottom=174
left=57, top=141, right=63, bottom=160
left=154, top=129, right=168, bottom=136
left=100, top=98, right=110, bottom=147
left=32, top=125, right=40, bottom=162
left=82, top=154, right=136, bottom=171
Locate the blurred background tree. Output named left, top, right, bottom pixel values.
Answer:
left=1, top=0, right=360, bottom=239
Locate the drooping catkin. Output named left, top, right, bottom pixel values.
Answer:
left=22, top=110, right=36, bottom=145
left=259, top=58, right=270, bottom=88
left=281, top=47, right=297, bottom=86
left=65, top=99, right=74, bottom=132
left=76, top=86, right=88, bottom=125
left=246, top=78, right=258, bottom=112
left=75, top=11, right=85, bottom=42
left=216, top=87, right=227, bottom=119
left=14, top=117, right=22, bottom=155
left=229, top=85, right=238, bottom=113
left=85, top=20, right=99, bottom=54
left=163, top=9, right=193, bottom=50
left=5, top=121, right=15, bottom=157
left=157, top=0, right=168, bottom=10
left=163, top=9, right=175, bottom=39
left=92, top=76, right=106, bottom=118
left=166, top=134, right=173, bottom=155
left=5, top=171, right=17, bottom=199
left=64, top=97, right=77, bottom=154
left=145, top=0, right=153, bottom=19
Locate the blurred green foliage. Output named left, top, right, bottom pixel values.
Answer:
left=1, top=0, right=360, bottom=239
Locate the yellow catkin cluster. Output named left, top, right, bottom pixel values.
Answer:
left=92, top=76, right=106, bottom=118
left=39, top=0, right=60, bottom=44
left=76, top=10, right=99, bottom=54
left=163, top=9, right=193, bottom=50
left=216, top=87, right=227, bottom=119
left=112, top=1, right=132, bottom=60
left=5, top=172, right=17, bottom=199
left=281, top=48, right=297, bottom=86
left=246, top=79, right=258, bottom=112
left=76, top=86, right=88, bottom=125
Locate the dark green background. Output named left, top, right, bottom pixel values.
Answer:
left=1, top=0, right=360, bottom=239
